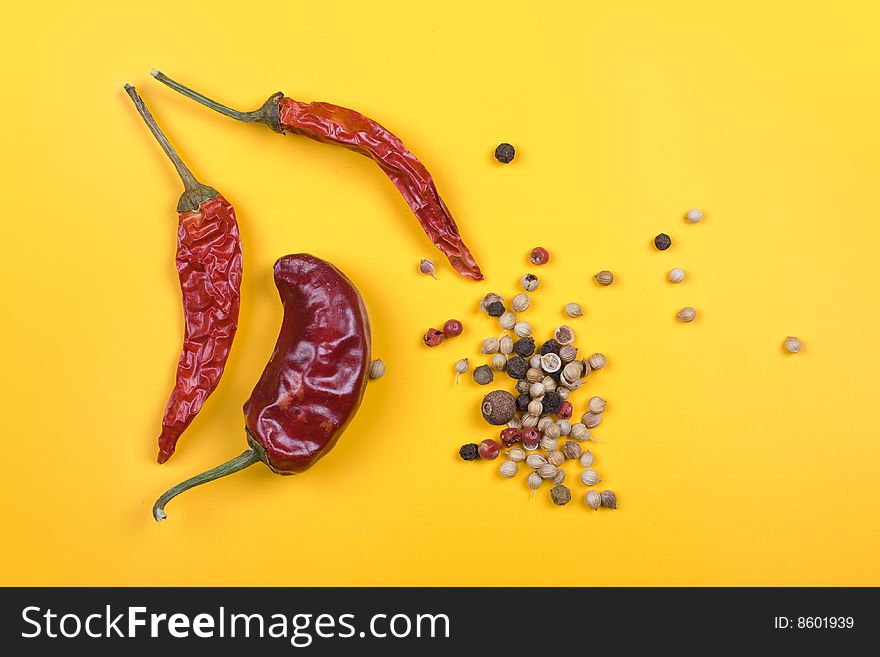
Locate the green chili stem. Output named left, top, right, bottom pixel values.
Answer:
left=153, top=449, right=260, bottom=522
left=124, top=84, right=201, bottom=193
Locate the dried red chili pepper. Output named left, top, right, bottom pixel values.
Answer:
left=153, top=254, right=371, bottom=520
left=124, top=85, right=243, bottom=464
left=150, top=70, right=483, bottom=281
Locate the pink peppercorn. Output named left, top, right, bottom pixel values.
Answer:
left=478, top=439, right=501, bottom=460
left=423, top=328, right=445, bottom=347
left=499, top=427, right=521, bottom=447
left=529, top=247, right=550, bottom=266
left=521, top=428, right=540, bottom=450
left=558, top=401, right=573, bottom=420
left=443, top=319, right=463, bottom=338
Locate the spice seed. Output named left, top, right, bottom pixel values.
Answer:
left=564, top=302, right=583, bottom=318
left=521, top=273, right=540, bottom=292
left=473, top=364, right=494, bottom=385
left=550, top=484, right=572, bottom=506
left=419, top=259, right=438, bottom=279
left=677, top=307, right=697, bottom=322
left=584, top=490, right=601, bottom=510
left=654, top=233, right=672, bottom=250
left=594, top=270, right=613, bottom=286
left=495, top=143, right=516, bottom=164
left=500, top=460, right=519, bottom=478
left=685, top=209, right=703, bottom=223
left=784, top=336, right=801, bottom=353
left=368, top=359, right=386, bottom=380
left=600, top=490, right=618, bottom=509
left=668, top=268, right=685, bottom=283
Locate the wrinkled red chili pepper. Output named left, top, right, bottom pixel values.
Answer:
left=125, top=85, right=243, bottom=464
left=153, top=254, right=371, bottom=520
left=150, top=70, right=483, bottom=281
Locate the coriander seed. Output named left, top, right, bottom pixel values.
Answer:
left=557, top=387, right=570, bottom=401
left=553, top=469, right=566, bottom=485
left=580, top=469, right=601, bottom=486
left=600, top=490, right=618, bottom=509
left=527, top=471, right=542, bottom=491
left=540, top=435, right=558, bottom=452
left=481, top=337, right=500, bottom=354
left=499, top=460, right=519, bottom=478
left=550, top=484, right=572, bottom=506
left=527, top=400, right=544, bottom=416
left=507, top=447, right=526, bottom=462
left=499, top=311, right=517, bottom=330
left=529, top=354, right=542, bottom=369
left=473, top=364, right=494, bottom=385
left=584, top=490, right=601, bottom=510
left=569, top=423, right=589, bottom=441
left=588, top=396, right=607, bottom=414
left=594, top=270, right=613, bottom=286
left=547, top=450, right=565, bottom=467
left=526, top=453, right=548, bottom=469
left=677, top=307, right=697, bottom=322
left=557, top=419, right=571, bottom=436
left=521, top=273, right=540, bottom=292
left=521, top=414, right=539, bottom=429
left=419, top=259, right=438, bottom=279
left=562, top=361, right=583, bottom=383
left=565, top=302, right=583, bottom=318
left=491, top=353, right=508, bottom=371
left=529, top=382, right=546, bottom=398
left=514, top=321, right=532, bottom=338
left=668, top=268, right=685, bottom=283
left=554, top=325, right=574, bottom=345
left=541, top=376, right=557, bottom=392
left=563, top=441, right=582, bottom=460
left=499, top=335, right=514, bottom=355
left=508, top=415, right=523, bottom=429
left=537, top=463, right=558, bottom=479
left=784, top=336, right=801, bottom=353
left=581, top=412, right=602, bottom=428
left=543, top=422, right=561, bottom=440
left=454, top=358, right=469, bottom=384
left=559, top=345, right=578, bottom=363
left=526, top=367, right=544, bottom=383
left=579, top=450, right=594, bottom=467
left=368, top=358, right=386, bottom=379
left=588, top=353, right=606, bottom=370
left=512, top=293, right=531, bottom=312
left=537, top=417, right=553, bottom=432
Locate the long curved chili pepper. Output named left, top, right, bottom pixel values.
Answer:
left=124, top=85, right=243, bottom=464
left=150, top=70, right=483, bottom=281
left=153, top=253, right=371, bottom=520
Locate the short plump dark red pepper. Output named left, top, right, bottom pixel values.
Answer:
left=153, top=254, right=371, bottom=520
left=150, top=70, right=483, bottom=281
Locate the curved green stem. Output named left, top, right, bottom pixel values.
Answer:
left=153, top=449, right=260, bottom=522
left=150, top=69, right=284, bottom=133
left=124, top=84, right=217, bottom=212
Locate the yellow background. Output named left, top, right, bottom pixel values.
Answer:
left=1, top=0, right=878, bottom=586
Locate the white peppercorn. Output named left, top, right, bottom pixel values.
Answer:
left=579, top=450, right=594, bottom=468
left=500, top=460, right=519, bottom=478
left=668, top=267, right=685, bottom=283
left=479, top=292, right=503, bottom=312
left=564, top=302, right=583, bottom=318
left=541, top=353, right=562, bottom=373
left=512, top=293, right=531, bottom=312
left=588, top=353, right=606, bottom=370
left=557, top=419, right=571, bottom=436
left=520, top=273, right=539, bottom=292
left=514, top=321, right=532, bottom=338
left=580, top=469, right=601, bottom=486
left=584, top=490, right=601, bottom=510
left=685, top=208, right=703, bottom=223
left=499, top=311, right=517, bottom=330
left=499, top=335, right=514, bottom=355
left=588, top=396, right=606, bottom=414
left=368, top=358, right=386, bottom=380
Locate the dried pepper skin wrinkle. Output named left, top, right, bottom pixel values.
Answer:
left=158, top=195, right=242, bottom=463
left=151, top=70, right=483, bottom=281
left=124, top=85, right=242, bottom=464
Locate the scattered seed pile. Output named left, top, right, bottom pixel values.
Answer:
left=457, top=270, right=616, bottom=511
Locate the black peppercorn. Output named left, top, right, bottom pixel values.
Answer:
left=540, top=339, right=561, bottom=356
left=542, top=391, right=562, bottom=415
left=547, top=367, right=563, bottom=381
left=494, top=142, right=515, bottom=164
left=515, top=379, right=531, bottom=395
left=486, top=301, right=505, bottom=317
left=516, top=393, right=531, bottom=412
left=514, top=337, right=535, bottom=357
left=505, top=356, right=529, bottom=379
left=654, top=233, right=672, bottom=250
left=458, top=443, right=480, bottom=461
